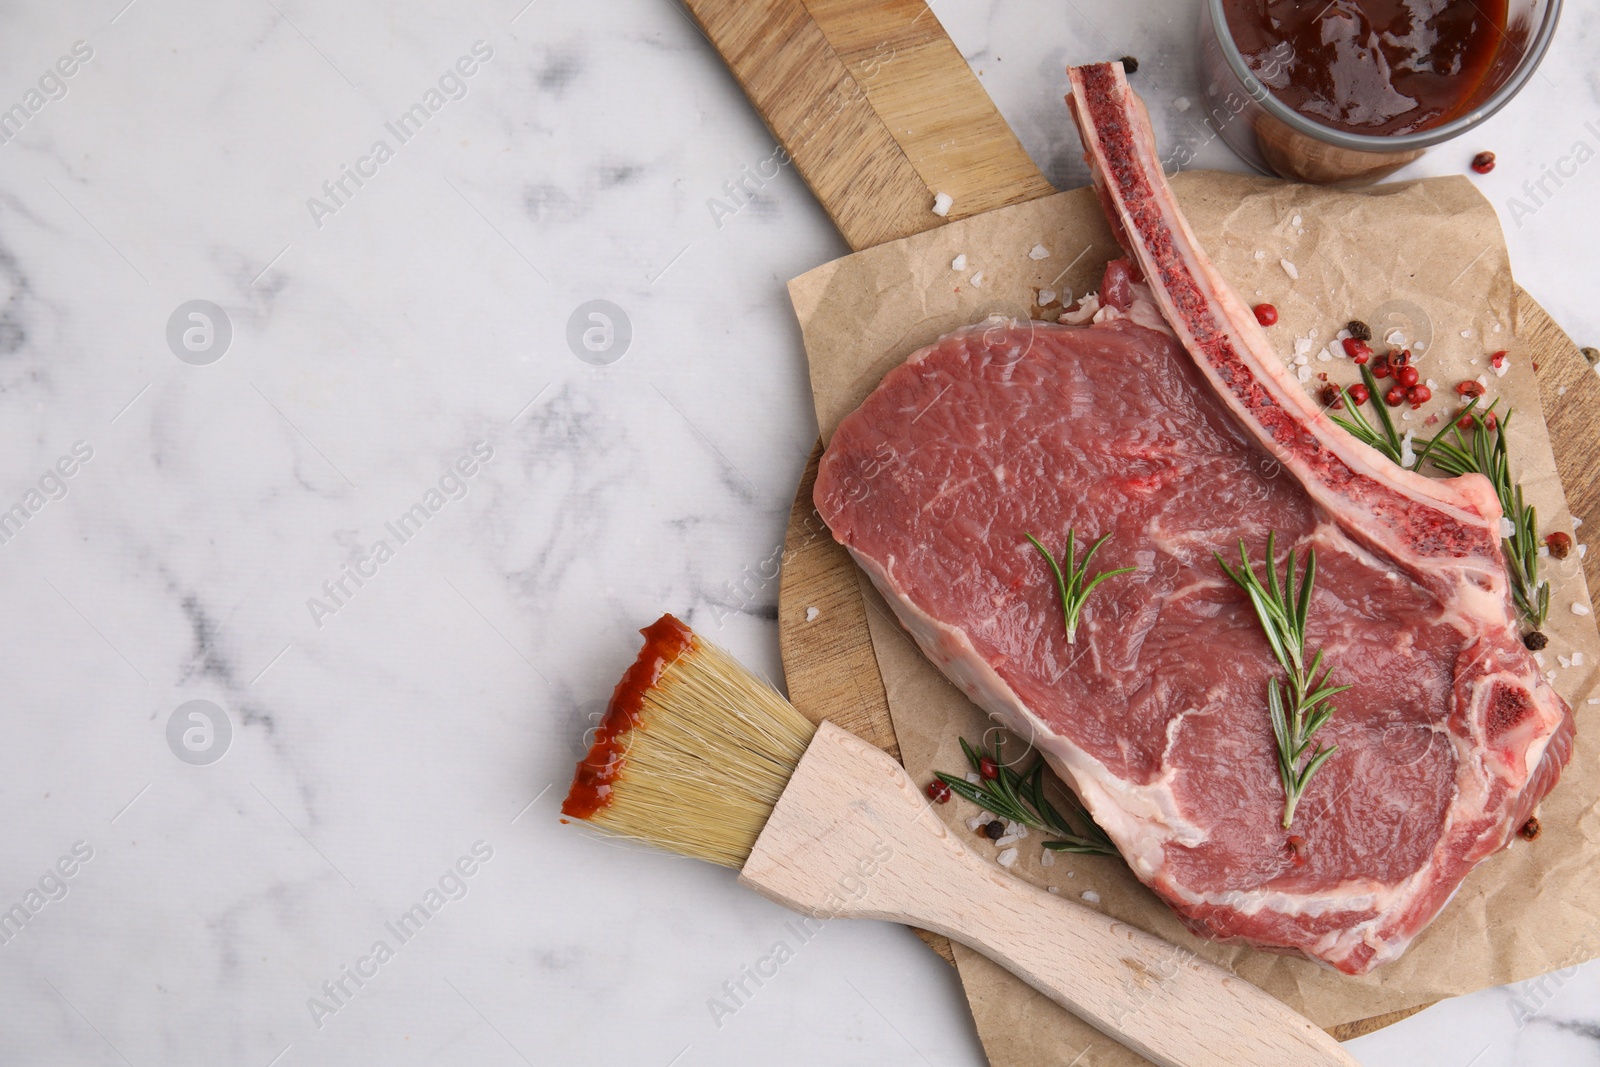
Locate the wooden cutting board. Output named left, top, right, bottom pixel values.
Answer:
left=682, top=0, right=1600, bottom=1049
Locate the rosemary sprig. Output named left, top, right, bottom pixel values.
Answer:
left=935, top=736, right=1117, bottom=856
left=1408, top=394, right=1480, bottom=473
left=1331, top=362, right=1404, bottom=464
left=1418, top=404, right=1550, bottom=627
left=1331, top=363, right=1478, bottom=472
left=1026, top=530, right=1136, bottom=644
left=1331, top=373, right=1549, bottom=630
left=1215, top=533, right=1349, bottom=829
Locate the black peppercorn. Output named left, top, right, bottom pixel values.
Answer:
left=1523, top=631, right=1548, bottom=651
left=984, top=819, right=1005, bottom=840
left=1346, top=320, right=1372, bottom=341
left=1119, top=55, right=1139, bottom=74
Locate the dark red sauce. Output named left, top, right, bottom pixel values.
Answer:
left=1224, top=0, right=1509, bottom=135
left=560, top=613, right=697, bottom=820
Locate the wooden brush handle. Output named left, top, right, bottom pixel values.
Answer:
left=742, top=722, right=1359, bottom=1067
left=681, top=0, right=1055, bottom=250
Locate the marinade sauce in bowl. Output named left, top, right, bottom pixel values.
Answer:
left=1199, top=0, right=1561, bottom=184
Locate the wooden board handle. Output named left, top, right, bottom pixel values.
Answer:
left=682, top=0, right=1055, bottom=250
left=743, top=723, right=1358, bottom=1067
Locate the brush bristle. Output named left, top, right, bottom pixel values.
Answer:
left=561, top=615, right=817, bottom=868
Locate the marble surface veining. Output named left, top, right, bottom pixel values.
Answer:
left=0, top=1, right=1595, bottom=1064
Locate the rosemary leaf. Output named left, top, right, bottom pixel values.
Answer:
left=1411, top=395, right=1480, bottom=472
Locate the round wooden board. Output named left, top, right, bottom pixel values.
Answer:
left=776, top=287, right=1600, bottom=1041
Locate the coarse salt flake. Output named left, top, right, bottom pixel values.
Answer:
left=1575, top=603, right=1592, bottom=616
left=1387, top=330, right=1406, bottom=346
left=1047, top=885, right=1060, bottom=894
left=1589, top=698, right=1600, bottom=705
left=1400, top=430, right=1416, bottom=468
left=1029, top=244, right=1050, bottom=260
left=995, top=833, right=1020, bottom=847
left=966, top=772, right=981, bottom=784
left=1574, top=652, right=1585, bottom=666
left=1280, top=257, right=1299, bottom=280
left=951, top=253, right=967, bottom=271
left=1500, top=517, right=1517, bottom=538
left=1082, top=890, right=1101, bottom=904
left=969, top=271, right=984, bottom=288
left=1254, top=249, right=1266, bottom=260
left=805, top=606, right=819, bottom=622
left=1038, top=288, right=1057, bottom=304
left=932, top=191, right=954, bottom=216
left=1495, top=357, right=1510, bottom=378
left=1291, top=214, right=1302, bottom=227
left=997, top=847, right=1018, bottom=868
left=1040, top=848, right=1056, bottom=867
left=1174, top=96, right=1192, bottom=111
left=1296, top=366, right=1312, bottom=382
left=1560, top=655, right=1573, bottom=669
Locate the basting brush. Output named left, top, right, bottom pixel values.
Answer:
left=561, top=615, right=1357, bottom=1067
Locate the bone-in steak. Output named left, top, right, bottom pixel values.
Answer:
left=814, top=64, right=1572, bottom=975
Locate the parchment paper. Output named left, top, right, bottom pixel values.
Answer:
left=787, top=171, right=1600, bottom=1064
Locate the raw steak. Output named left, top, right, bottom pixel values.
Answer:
left=813, top=63, right=1573, bottom=975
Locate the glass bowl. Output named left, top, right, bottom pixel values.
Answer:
left=1199, top=0, right=1563, bottom=185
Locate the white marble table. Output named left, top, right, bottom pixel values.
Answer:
left=0, top=1, right=1595, bottom=1064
